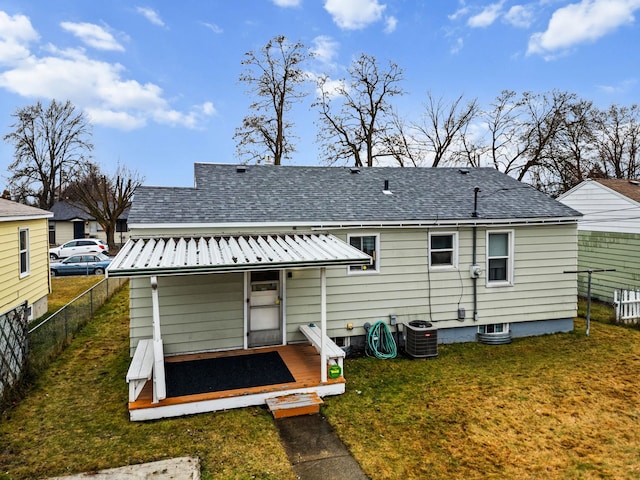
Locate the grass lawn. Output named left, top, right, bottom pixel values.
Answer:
left=43, top=276, right=105, bottom=318
left=1, top=284, right=639, bottom=479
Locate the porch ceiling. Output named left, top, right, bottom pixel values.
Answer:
left=106, top=233, right=371, bottom=277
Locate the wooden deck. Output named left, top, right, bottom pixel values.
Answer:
left=128, top=343, right=345, bottom=421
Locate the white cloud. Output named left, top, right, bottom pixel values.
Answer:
left=324, top=0, right=386, bottom=29
left=0, top=12, right=39, bottom=65
left=450, top=37, right=464, bottom=54
left=202, top=22, right=223, bottom=34
left=0, top=15, right=211, bottom=131
left=384, top=15, right=398, bottom=33
left=597, top=78, right=637, bottom=94
left=60, top=22, right=124, bottom=51
left=136, top=7, right=165, bottom=27
left=504, top=5, right=534, bottom=28
left=467, top=1, right=505, bottom=28
left=528, top=0, right=640, bottom=56
left=311, top=35, right=339, bottom=65
left=200, top=101, right=216, bottom=116
left=273, top=0, right=302, bottom=6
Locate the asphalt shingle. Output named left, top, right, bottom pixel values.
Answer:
left=129, top=164, right=581, bottom=225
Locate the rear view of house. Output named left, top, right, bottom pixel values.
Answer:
left=108, top=164, right=581, bottom=420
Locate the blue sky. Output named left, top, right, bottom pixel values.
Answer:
left=0, top=0, right=639, bottom=188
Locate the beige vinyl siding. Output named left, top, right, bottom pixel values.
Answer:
left=0, top=219, right=50, bottom=317
left=286, top=225, right=577, bottom=339
left=52, top=221, right=76, bottom=245
left=129, top=273, right=244, bottom=356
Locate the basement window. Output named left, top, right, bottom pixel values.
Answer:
left=478, top=323, right=509, bottom=334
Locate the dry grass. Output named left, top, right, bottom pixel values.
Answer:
left=3, top=279, right=640, bottom=479
left=325, top=319, right=640, bottom=479
left=45, top=276, right=104, bottom=315
left=0, top=285, right=294, bottom=480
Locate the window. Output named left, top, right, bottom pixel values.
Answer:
left=19, top=228, right=29, bottom=277
left=478, top=323, right=509, bottom=334
left=348, top=234, right=379, bottom=273
left=429, top=232, right=457, bottom=268
left=487, top=231, right=513, bottom=285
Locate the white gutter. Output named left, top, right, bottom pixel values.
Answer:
left=129, top=216, right=580, bottom=232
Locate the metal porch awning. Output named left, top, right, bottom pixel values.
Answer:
left=106, top=233, right=372, bottom=277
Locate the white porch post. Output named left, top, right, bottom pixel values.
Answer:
left=320, top=267, right=327, bottom=383
left=150, top=276, right=166, bottom=402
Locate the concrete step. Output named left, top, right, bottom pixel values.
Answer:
left=266, top=392, right=323, bottom=419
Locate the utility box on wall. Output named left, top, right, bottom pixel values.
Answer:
left=404, top=320, right=438, bottom=358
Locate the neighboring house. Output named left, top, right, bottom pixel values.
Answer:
left=0, top=198, right=52, bottom=321
left=107, top=164, right=581, bottom=420
left=558, top=178, right=640, bottom=302
left=49, top=201, right=130, bottom=247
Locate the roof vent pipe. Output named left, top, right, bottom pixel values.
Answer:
left=383, top=180, right=392, bottom=195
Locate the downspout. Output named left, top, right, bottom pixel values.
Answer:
left=472, top=187, right=480, bottom=322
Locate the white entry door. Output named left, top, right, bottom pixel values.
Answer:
left=248, top=271, right=282, bottom=347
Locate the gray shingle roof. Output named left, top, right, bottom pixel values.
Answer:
left=0, top=198, right=52, bottom=220
left=50, top=201, right=130, bottom=221
left=129, top=164, right=581, bottom=225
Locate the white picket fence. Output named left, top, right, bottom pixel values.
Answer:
left=614, top=289, right=640, bottom=324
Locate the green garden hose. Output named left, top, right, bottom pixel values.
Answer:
left=366, top=321, right=397, bottom=359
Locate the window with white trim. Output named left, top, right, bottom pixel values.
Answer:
left=429, top=232, right=458, bottom=268
left=19, top=228, right=30, bottom=277
left=486, top=230, right=513, bottom=285
left=347, top=234, right=379, bottom=273
left=478, top=323, right=509, bottom=334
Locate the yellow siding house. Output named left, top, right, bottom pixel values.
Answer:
left=0, top=198, right=53, bottom=321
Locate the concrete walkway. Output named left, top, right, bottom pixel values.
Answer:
left=48, top=415, right=366, bottom=480
left=276, top=414, right=369, bottom=480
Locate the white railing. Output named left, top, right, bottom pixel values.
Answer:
left=614, top=289, right=640, bottom=324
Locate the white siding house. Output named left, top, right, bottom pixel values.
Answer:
left=558, top=178, right=640, bottom=301
left=108, top=164, right=581, bottom=420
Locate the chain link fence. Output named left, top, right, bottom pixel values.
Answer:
left=27, top=277, right=128, bottom=375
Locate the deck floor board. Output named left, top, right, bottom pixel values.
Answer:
left=129, top=343, right=345, bottom=411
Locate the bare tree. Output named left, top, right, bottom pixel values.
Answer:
left=234, top=35, right=311, bottom=165
left=412, top=92, right=479, bottom=167
left=4, top=99, right=93, bottom=209
left=314, top=54, right=404, bottom=167
left=64, top=163, right=143, bottom=250
left=593, top=104, right=640, bottom=179
left=540, top=99, right=598, bottom=195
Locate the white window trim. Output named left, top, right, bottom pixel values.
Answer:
left=485, top=229, right=514, bottom=287
left=478, top=323, right=510, bottom=334
left=19, top=227, right=30, bottom=278
left=428, top=231, right=459, bottom=270
left=346, top=232, right=380, bottom=275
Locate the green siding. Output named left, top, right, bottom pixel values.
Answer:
left=576, top=231, right=640, bottom=302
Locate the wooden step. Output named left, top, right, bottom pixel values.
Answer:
left=266, top=392, right=323, bottom=419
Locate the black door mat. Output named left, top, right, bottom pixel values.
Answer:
left=165, top=351, right=295, bottom=398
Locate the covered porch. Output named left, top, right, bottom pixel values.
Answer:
left=106, top=233, right=371, bottom=421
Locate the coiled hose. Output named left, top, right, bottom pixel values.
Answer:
left=366, top=321, right=397, bottom=359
